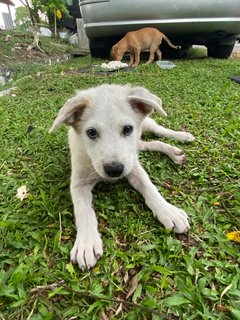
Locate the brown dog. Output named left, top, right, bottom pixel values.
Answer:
left=112, top=27, right=178, bottom=67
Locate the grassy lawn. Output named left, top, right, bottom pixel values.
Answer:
left=0, top=53, right=239, bottom=320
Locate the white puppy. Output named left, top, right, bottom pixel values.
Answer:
left=49, top=84, right=195, bottom=270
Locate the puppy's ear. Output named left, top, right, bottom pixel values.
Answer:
left=49, top=95, right=89, bottom=133
left=128, top=87, right=167, bottom=117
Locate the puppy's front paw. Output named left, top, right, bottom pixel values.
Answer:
left=70, top=229, right=103, bottom=270
left=176, top=132, right=195, bottom=143
left=168, top=146, right=186, bottom=165
left=156, top=203, right=190, bottom=234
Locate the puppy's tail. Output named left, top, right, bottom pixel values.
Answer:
left=162, top=34, right=179, bottom=50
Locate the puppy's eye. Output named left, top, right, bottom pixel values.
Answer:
left=86, top=128, right=98, bottom=139
left=122, top=125, right=133, bottom=136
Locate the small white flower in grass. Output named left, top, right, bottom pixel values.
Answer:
left=16, top=185, right=29, bottom=201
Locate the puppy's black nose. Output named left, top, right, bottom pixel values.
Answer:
left=104, top=162, right=124, bottom=178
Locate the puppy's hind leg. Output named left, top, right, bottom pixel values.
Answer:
left=156, top=48, right=162, bottom=61
left=145, top=44, right=158, bottom=65
left=139, top=140, right=185, bottom=165
left=142, top=117, right=195, bottom=142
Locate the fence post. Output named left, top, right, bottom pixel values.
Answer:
left=76, top=18, right=89, bottom=51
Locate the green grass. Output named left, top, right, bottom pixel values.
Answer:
left=0, top=54, right=239, bottom=320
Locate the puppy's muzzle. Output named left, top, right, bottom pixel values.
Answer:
left=104, top=161, right=124, bottom=178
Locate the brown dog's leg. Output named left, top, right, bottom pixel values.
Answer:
left=156, top=48, right=162, bottom=60
left=129, top=52, right=134, bottom=66
left=145, top=44, right=158, bottom=65
left=132, top=47, right=141, bottom=67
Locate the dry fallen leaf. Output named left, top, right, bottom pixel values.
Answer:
left=123, top=270, right=129, bottom=284
left=215, top=304, right=230, bottom=312
left=220, top=284, right=233, bottom=300
left=126, top=274, right=138, bottom=299
left=101, top=311, right=109, bottom=320
left=16, top=185, right=29, bottom=201
left=61, top=235, right=71, bottom=241
left=115, top=303, right=123, bottom=316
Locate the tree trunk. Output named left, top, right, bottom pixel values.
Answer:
left=27, top=26, right=45, bottom=53
left=25, top=0, right=35, bottom=26
left=54, top=10, right=57, bottom=37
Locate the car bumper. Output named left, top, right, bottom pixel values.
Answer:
left=83, top=18, right=240, bottom=39
left=80, top=0, right=240, bottom=42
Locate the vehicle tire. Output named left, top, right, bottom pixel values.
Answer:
left=160, top=43, right=181, bottom=59
left=89, top=40, right=111, bottom=59
left=181, top=45, right=192, bottom=50
left=207, top=43, right=235, bottom=59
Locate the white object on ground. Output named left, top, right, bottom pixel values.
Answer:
left=16, top=185, right=29, bottom=201
left=101, top=61, right=128, bottom=69
left=40, top=27, right=52, bottom=37
left=155, top=60, right=176, bottom=69
left=0, top=87, right=16, bottom=97
left=59, top=32, right=68, bottom=39
left=69, top=33, right=79, bottom=45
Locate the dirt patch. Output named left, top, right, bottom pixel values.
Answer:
left=0, top=46, right=48, bottom=65
left=0, top=30, right=75, bottom=66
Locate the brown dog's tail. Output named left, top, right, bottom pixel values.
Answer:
left=162, top=34, right=179, bottom=49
